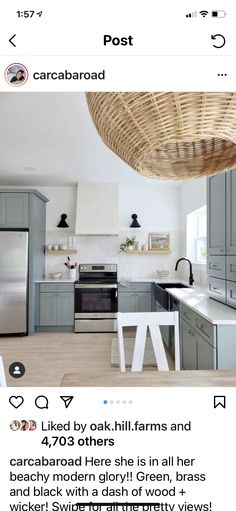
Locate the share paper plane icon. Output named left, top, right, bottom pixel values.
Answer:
left=60, top=396, right=74, bottom=408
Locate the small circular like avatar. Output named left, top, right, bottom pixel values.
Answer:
left=10, top=420, right=21, bottom=431
left=29, top=420, right=37, bottom=431
left=20, top=420, right=29, bottom=431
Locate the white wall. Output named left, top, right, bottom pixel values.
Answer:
left=36, top=186, right=77, bottom=231
left=119, top=185, right=180, bottom=279
left=179, top=177, right=207, bottom=286
left=39, top=184, right=180, bottom=279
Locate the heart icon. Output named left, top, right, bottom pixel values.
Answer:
left=9, top=396, right=24, bottom=409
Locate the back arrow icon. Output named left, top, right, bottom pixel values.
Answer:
left=211, top=34, right=226, bottom=49
left=9, top=34, right=16, bottom=47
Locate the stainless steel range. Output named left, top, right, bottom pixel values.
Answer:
left=74, top=264, right=118, bottom=333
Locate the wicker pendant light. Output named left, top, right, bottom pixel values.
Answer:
left=86, top=92, right=236, bottom=180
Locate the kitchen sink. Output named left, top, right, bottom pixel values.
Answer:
left=157, top=283, right=189, bottom=289
left=154, top=282, right=189, bottom=310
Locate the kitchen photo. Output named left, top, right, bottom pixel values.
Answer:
left=0, top=91, right=236, bottom=387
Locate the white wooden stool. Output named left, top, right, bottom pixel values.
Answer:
left=117, top=311, right=180, bottom=372
left=0, top=356, right=7, bottom=387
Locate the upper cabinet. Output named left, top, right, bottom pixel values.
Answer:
left=207, top=168, right=236, bottom=308
left=75, top=182, right=119, bottom=235
left=207, top=169, right=236, bottom=256
left=0, top=193, right=29, bottom=228
left=207, top=173, right=226, bottom=255
left=226, top=171, right=236, bottom=254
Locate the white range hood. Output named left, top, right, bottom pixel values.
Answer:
left=75, top=182, right=119, bottom=235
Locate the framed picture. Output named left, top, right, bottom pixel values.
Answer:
left=148, top=232, right=170, bottom=252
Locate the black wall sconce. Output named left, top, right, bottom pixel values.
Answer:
left=130, top=214, right=141, bottom=228
left=57, top=214, right=69, bottom=228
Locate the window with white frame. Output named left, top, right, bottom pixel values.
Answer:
left=186, top=206, right=207, bottom=263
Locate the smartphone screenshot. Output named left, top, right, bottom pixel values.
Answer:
left=0, top=1, right=235, bottom=510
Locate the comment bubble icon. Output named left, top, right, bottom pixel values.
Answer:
left=35, top=395, right=49, bottom=410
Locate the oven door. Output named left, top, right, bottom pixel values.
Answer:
left=75, top=284, right=118, bottom=317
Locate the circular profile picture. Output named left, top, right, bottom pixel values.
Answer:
left=4, top=63, right=28, bottom=87
left=20, top=420, right=29, bottom=431
left=10, top=420, right=21, bottom=431
left=29, top=420, right=37, bottom=431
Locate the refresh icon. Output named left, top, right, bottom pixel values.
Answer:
left=211, top=34, right=226, bottom=48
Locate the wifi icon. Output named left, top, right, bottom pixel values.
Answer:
left=200, top=10, right=209, bottom=17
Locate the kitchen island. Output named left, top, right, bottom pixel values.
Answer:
left=119, top=278, right=236, bottom=370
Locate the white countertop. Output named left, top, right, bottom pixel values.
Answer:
left=167, top=286, right=236, bottom=325
left=35, top=278, right=77, bottom=283
left=120, top=278, right=236, bottom=324
left=36, top=276, right=236, bottom=324
left=119, top=278, right=184, bottom=284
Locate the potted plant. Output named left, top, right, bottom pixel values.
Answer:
left=119, top=236, right=137, bottom=252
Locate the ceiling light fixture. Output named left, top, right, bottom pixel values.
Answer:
left=86, top=92, right=236, bottom=180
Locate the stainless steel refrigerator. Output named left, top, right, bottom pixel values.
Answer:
left=0, top=230, right=28, bottom=334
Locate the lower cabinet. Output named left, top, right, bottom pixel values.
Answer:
left=119, top=292, right=152, bottom=312
left=154, top=300, right=170, bottom=348
left=181, top=320, right=197, bottom=370
left=181, top=318, right=216, bottom=370
left=118, top=283, right=152, bottom=313
left=36, top=283, right=74, bottom=329
left=39, top=292, right=74, bottom=326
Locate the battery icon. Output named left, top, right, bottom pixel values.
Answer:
left=211, top=10, right=227, bottom=17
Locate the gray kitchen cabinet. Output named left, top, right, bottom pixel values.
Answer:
left=208, top=276, right=226, bottom=304
left=207, top=255, right=226, bottom=279
left=118, top=292, right=135, bottom=313
left=180, top=317, right=215, bottom=370
left=36, top=283, right=74, bottom=329
left=181, top=320, right=197, bottom=370
left=154, top=300, right=169, bottom=346
left=0, top=192, right=28, bottom=227
left=226, top=170, right=236, bottom=255
left=136, top=292, right=152, bottom=312
left=39, top=293, right=58, bottom=326
left=207, top=168, right=236, bottom=308
left=197, top=334, right=216, bottom=370
left=57, top=293, right=75, bottom=326
left=226, top=280, right=236, bottom=309
left=207, top=173, right=226, bottom=255
left=226, top=256, right=236, bottom=282
left=180, top=303, right=216, bottom=370
left=118, top=283, right=152, bottom=313
left=118, top=291, right=151, bottom=313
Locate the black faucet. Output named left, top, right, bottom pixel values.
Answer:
left=175, top=258, right=194, bottom=286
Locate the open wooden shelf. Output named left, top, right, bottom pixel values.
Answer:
left=45, top=250, right=78, bottom=255
left=123, top=250, right=171, bottom=254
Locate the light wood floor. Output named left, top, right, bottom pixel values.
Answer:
left=0, top=332, right=174, bottom=387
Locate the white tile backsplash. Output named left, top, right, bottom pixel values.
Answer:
left=178, top=262, right=207, bottom=288
left=45, top=230, right=181, bottom=280
left=46, top=230, right=183, bottom=279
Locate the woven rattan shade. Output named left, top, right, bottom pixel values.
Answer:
left=86, top=92, right=236, bottom=180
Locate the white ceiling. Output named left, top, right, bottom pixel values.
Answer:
left=0, top=92, right=182, bottom=187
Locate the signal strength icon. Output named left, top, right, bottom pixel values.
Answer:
left=199, top=10, right=209, bottom=17
left=186, top=11, right=197, bottom=18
